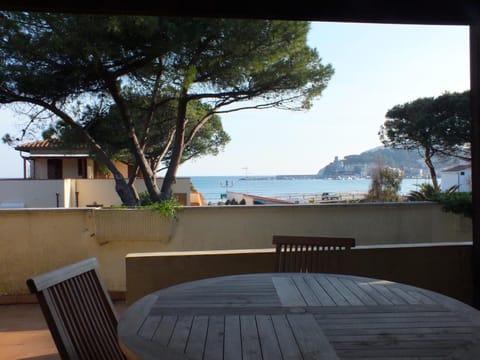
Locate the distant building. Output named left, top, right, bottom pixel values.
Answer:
left=0, top=139, right=197, bottom=208
left=15, top=139, right=131, bottom=180
left=440, top=164, right=471, bottom=192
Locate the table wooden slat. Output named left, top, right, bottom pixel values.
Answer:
left=204, top=315, right=224, bottom=360
left=271, top=315, right=304, bottom=359
left=224, top=316, right=242, bottom=360
left=368, top=282, right=409, bottom=305
left=325, top=276, right=363, bottom=306
left=353, top=280, right=393, bottom=305
left=169, top=316, right=193, bottom=353
left=152, top=315, right=177, bottom=346
left=292, top=277, right=322, bottom=306
left=339, top=278, right=378, bottom=306
left=315, top=276, right=349, bottom=306
left=256, top=315, right=283, bottom=360
left=287, top=314, right=339, bottom=360
left=240, top=315, right=263, bottom=360
left=185, top=316, right=208, bottom=360
left=304, top=275, right=336, bottom=306
left=272, top=277, right=306, bottom=307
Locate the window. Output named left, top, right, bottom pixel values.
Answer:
left=47, top=159, right=63, bottom=179
left=78, top=158, right=87, bottom=178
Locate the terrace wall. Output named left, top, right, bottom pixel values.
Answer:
left=125, top=243, right=474, bottom=305
left=0, top=202, right=471, bottom=299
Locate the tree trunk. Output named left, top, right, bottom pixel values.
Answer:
left=160, top=94, right=188, bottom=200
left=114, top=175, right=139, bottom=206
left=106, top=75, right=163, bottom=202
left=424, top=149, right=439, bottom=191
left=44, top=100, right=139, bottom=206
left=86, top=140, right=138, bottom=206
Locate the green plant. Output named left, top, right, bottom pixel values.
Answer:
left=120, top=191, right=181, bottom=218
left=407, top=183, right=470, bottom=217
left=364, top=166, right=404, bottom=202
left=138, top=191, right=153, bottom=206
left=144, top=198, right=182, bottom=218
left=407, top=183, right=439, bottom=201
left=408, top=183, right=459, bottom=201
left=431, top=191, right=472, bottom=218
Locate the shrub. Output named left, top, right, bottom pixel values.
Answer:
left=137, top=191, right=181, bottom=218
left=432, top=191, right=472, bottom=218
left=364, top=166, right=403, bottom=202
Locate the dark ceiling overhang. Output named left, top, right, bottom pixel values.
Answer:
left=0, top=1, right=479, bottom=25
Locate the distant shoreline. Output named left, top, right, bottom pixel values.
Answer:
left=237, top=174, right=433, bottom=181
left=191, top=176, right=433, bottom=204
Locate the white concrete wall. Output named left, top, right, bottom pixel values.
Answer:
left=74, top=177, right=191, bottom=207
left=0, top=177, right=192, bottom=208
left=441, top=169, right=472, bottom=192
left=75, top=179, right=122, bottom=207
left=0, top=179, right=65, bottom=208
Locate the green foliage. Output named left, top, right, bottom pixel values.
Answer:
left=431, top=192, right=472, bottom=218
left=407, top=182, right=458, bottom=201
left=381, top=91, right=470, bottom=159
left=380, top=91, right=471, bottom=190
left=407, top=183, right=471, bottom=218
left=138, top=191, right=154, bottom=206
left=0, top=13, right=334, bottom=204
left=139, top=194, right=181, bottom=218
left=407, top=183, right=440, bottom=201
left=364, top=166, right=404, bottom=202
left=43, top=97, right=231, bottom=171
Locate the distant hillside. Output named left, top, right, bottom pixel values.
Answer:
left=317, top=147, right=460, bottom=179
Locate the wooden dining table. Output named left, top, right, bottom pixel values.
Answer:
left=118, top=272, right=480, bottom=359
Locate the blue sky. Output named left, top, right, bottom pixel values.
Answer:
left=0, top=21, right=470, bottom=178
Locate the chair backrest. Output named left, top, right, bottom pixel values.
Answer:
left=26, top=257, right=125, bottom=360
left=273, top=235, right=355, bottom=273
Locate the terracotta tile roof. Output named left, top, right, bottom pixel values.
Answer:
left=15, top=139, right=86, bottom=152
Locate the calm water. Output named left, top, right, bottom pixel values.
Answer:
left=190, top=176, right=431, bottom=204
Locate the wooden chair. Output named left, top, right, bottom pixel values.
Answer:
left=26, top=257, right=126, bottom=360
left=273, top=235, right=355, bottom=273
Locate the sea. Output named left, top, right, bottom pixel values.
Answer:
left=189, top=176, right=431, bottom=204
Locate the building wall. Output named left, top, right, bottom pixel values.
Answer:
left=0, top=202, right=471, bottom=297
left=0, top=177, right=192, bottom=208
left=0, top=179, right=65, bottom=208
left=441, top=168, right=472, bottom=192
left=27, top=157, right=129, bottom=180
left=62, top=158, right=79, bottom=178
left=33, top=158, right=48, bottom=179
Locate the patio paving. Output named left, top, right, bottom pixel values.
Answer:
left=0, top=301, right=127, bottom=360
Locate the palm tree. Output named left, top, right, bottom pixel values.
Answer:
left=407, top=183, right=458, bottom=201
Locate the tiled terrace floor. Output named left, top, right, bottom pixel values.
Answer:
left=0, top=301, right=127, bottom=360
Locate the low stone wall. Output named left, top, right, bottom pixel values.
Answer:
left=125, top=242, right=474, bottom=306
left=0, top=202, right=472, bottom=299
